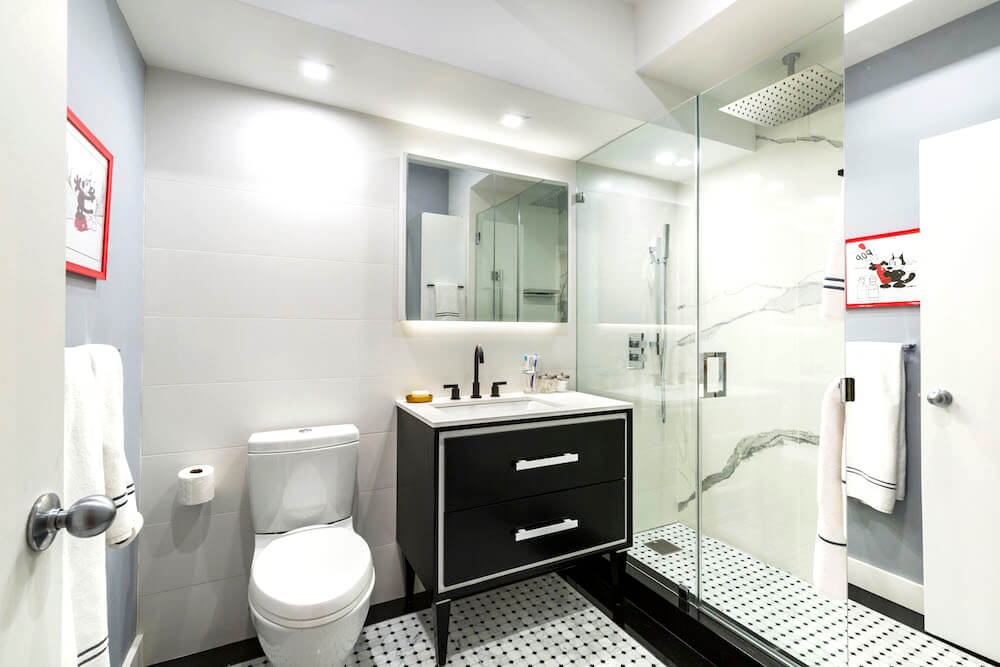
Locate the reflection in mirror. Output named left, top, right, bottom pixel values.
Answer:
left=404, top=156, right=568, bottom=322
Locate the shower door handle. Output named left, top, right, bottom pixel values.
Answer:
left=926, top=389, right=953, bottom=407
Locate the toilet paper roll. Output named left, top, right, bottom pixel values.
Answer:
left=177, top=465, right=215, bottom=505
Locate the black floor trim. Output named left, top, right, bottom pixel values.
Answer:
left=848, top=584, right=924, bottom=631
left=562, top=555, right=765, bottom=667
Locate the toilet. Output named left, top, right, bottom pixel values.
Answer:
left=246, top=424, right=375, bottom=667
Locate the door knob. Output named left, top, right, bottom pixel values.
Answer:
left=926, top=389, right=953, bottom=407
left=26, top=492, right=117, bottom=552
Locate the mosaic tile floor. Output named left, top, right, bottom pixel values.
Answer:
left=630, top=523, right=988, bottom=666
left=232, top=573, right=664, bottom=666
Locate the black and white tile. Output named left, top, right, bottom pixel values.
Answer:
left=229, top=573, right=663, bottom=666
left=631, top=523, right=987, bottom=666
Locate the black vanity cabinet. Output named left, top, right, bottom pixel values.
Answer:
left=395, top=407, right=632, bottom=665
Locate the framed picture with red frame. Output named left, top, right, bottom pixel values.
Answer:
left=65, top=108, right=113, bottom=279
left=845, top=228, right=920, bottom=308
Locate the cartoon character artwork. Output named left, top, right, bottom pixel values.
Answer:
left=845, top=229, right=920, bottom=308
left=869, top=252, right=916, bottom=289
left=66, top=108, right=113, bottom=279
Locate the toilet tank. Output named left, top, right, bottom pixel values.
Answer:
left=247, top=424, right=360, bottom=534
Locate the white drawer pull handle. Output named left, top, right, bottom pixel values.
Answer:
left=514, top=518, right=579, bottom=542
left=514, top=452, right=579, bottom=471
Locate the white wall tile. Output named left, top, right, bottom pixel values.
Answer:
left=142, top=377, right=400, bottom=455
left=143, top=317, right=392, bottom=385
left=144, top=248, right=395, bottom=320
left=140, top=575, right=254, bottom=665
left=358, top=431, right=396, bottom=492
left=145, top=178, right=397, bottom=265
left=139, top=511, right=253, bottom=596
left=140, top=446, right=249, bottom=525
left=355, top=487, right=396, bottom=548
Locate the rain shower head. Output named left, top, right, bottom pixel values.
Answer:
left=718, top=63, right=844, bottom=127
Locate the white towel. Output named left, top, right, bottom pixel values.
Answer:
left=813, top=378, right=847, bottom=600
left=63, top=347, right=111, bottom=667
left=844, top=342, right=906, bottom=513
left=88, top=344, right=143, bottom=548
left=433, top=282, right=460, bottom=320
left=821, top=179, right=845, bottom=320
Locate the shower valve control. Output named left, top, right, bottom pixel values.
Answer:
left=627, top=333, right=646, bottom=370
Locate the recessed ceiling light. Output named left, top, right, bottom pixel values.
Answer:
left=654, top=151, right=677, bottom=166
left=299, top=58, right=332, bottom=82
left=674, top=158, right=693, bottom=167
left=500, top=113, right=528, bottom=128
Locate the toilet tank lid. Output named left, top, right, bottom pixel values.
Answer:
left=248, top=424, right=359, bottom=454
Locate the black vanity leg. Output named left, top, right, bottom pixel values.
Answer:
left=434, top=597, right=451, bottom=666
left=403, top=557, right=415, bottom=612
left=611, top=550, right=627, bottom=626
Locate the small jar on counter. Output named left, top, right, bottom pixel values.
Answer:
left=556, top=373, right=570, bottom=392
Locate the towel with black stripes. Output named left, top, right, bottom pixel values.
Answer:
left=844, top=342, right=906, bottom=514
left=90, top=345, right=144, bottom=548
left=821, top=179, right=845, bottom=321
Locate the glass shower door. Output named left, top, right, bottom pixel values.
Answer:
left=576, top=96, right=700, bottom=600
left=695, top=18, right=848, bottom=664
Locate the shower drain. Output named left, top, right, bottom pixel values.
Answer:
left=644, top=539, right=682, bottom=556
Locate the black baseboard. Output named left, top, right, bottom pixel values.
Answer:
left=848, top=583, right=924, bottom=631
left=149, top=637, right=264, bottom=667
left=149, top=593, right=432, bottom=667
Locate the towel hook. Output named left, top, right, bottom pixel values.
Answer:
left=26, top=493, right=117, bottom=552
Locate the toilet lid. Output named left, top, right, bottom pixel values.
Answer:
left=250, top=525, right=373, bottom=622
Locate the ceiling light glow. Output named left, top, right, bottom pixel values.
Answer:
left=674, top=158, right=693, bottom=167
left=299, top=58, right=332, bottom=82
left=500, top=113, right=528, bottom=128
left=654, top=151, right=677, bottom=166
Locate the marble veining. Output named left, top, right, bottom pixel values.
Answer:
left=676, top=273, right=822, bottom=346
left=678, top=429, right=818, bottom=511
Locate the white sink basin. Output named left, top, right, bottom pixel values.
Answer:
left=431, top=398, right=556, bottom=420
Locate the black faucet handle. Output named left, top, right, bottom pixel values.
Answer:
left=443, top=384, right=461, bottom=400
left=490, top=381, right=507, bottom=398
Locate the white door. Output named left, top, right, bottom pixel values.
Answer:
left=0, top=2, right=68, bottom=664
left=920, top=117, right=1000, bottom=661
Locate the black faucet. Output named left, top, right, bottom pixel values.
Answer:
left=471, top=345, right=485, bottom=398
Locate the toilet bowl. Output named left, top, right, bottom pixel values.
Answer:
left=249, top=523, right=374, bottom=666
left=246, top=424, right=373, bottom=667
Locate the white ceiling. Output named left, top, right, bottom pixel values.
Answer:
left=234, top=0, right=667, bottom=122
left=845, top=0, right=998, bottom=66
left=116, top=0, right=644, bottom=160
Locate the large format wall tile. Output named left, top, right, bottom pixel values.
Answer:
left=142, top=377, right=400, bottom=455
left=140, top=446, right=249, bottom=525
left=145, top=178, right=398, bottom=265
left=144, top=248, right=395, bottom=320
left=140, top=575, right=255, bottom=665
left=139, top=511, right=254, bottom=596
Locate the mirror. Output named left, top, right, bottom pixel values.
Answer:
left=404, top=156, right=568, bottom=322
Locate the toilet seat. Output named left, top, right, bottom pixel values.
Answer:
left=250, top=524, right=374, bottom=628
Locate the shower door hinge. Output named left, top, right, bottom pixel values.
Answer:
left=574, top=192, right=585, bottom=204
left=677, top=585, right=690, bottom=613
left=840, top=377, right=855, bottom=403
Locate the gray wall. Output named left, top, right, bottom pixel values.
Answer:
left=66, top=0, right=145, bottom=663
left=404, top=163, right=450, bottom=319
left=844, top=2, right=1000, bottom=584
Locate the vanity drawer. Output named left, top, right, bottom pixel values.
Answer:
left=442, top=415, right=626, bottom=512
left=442, top=480, right=626, bottom=587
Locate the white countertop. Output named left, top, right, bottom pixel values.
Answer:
left=396, top=391, right=633, bottom=428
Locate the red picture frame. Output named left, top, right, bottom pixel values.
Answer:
left=65, top=108, right=113, bottom=280
left=844, top=228, right=920, bottom=308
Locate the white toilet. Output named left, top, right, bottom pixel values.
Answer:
left=246, top=424, right=375, bottom=667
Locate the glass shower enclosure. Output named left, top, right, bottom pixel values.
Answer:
left=577, top=18, right=848, bottom=665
